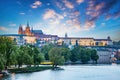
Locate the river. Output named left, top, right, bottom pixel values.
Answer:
left=2, top=64, right=120, bottom=80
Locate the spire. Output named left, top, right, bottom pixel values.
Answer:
left=27, top=21, right=29, bottom=27
left=19, top=24, right=22, bottom=30
left=65, top=33, right=68, bottom=38
left=107, top=36, right=111, bottom=40
left=18, top=24, right=23, bottom=34
left=31, top=27, right=33, bottom=32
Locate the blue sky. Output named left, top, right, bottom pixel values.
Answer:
left=0, top=0, right=120, bottom=41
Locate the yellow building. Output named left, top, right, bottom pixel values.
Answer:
left=57, top=33, right=113, bottom=46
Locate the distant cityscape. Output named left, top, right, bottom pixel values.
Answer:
left=0, top=22, right=113, bottom=47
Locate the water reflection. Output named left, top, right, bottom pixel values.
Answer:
left=3, top=64, right=120, bottom=80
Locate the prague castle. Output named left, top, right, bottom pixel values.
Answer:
left=17, top=23, right=113, bottom=46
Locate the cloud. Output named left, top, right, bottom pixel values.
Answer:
left=9, top=23, right=16, bottom=27
left=105, top=14, right=112, bottom=20
left=101, top=23, right=105, bottom=26
left=114, top=11, right=120, bottom=19
left=63, top=0, right=74, bottom=9
left=17, top=1, right=22, bottom=6
left=76, top=0, right=84, bottom=4
left=56, top=2, right=65, bottom=10
left=31, top=1, right=42, bottom=9
left=19, top=12, right=25, bottom=15
left=85, top=0, right=118, bottom=29
left=43, top=9, right=64, bottom=20
left=84, top=20, right=95, bottom=30
left=86, top=0, right=117, bottom=18
left=0, top=27, right=8, bottom=31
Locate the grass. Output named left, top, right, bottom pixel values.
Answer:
left=8, top=66, right=52, bottom=73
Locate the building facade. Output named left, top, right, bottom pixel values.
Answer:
left=7, top=23, right=112, bottom=46
left=18, top=23, right=58, bottom=46
left=58, top=33, right=113, bottom=46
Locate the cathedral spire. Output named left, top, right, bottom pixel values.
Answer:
left=27, top=21, right=29, bottom=27
left=18, top=24, right=23, bottom=34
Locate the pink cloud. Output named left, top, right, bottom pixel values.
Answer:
left=31, top=1, right=42, bottom=9
left=84, top=20, right=95, bottom=30
left=76, top=0, right=84, bottom=4
left=43, top=9, right=64, bottom=20
left=63, top=0, right=74, bottom=9
left=94, top=2, right=105, bottom=11
left=0, top=27, right=8, bottom=31
left=33, top=1, right=41, bottom=5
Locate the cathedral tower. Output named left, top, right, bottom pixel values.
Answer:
left=18, top=24, right=23, bottom=34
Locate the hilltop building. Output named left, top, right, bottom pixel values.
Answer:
left=57, top=33, right=113, bottom=46
left=18, top=23, right=113, bottom=46
left=18, top=23, right=58, bottom=46
left=0, top=22, right=112, bottom=47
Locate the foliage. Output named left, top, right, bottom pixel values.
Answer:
left=80, top=49, right=91, bottom=64
left=33, top=47, right=44, bottom=66
left=0, top=36, right=45, bottom=70
left=113, top=41, right=120, bottom=45
left=0, top=36, right=14, bottom=69
left=60, top=48, right=71, bottom=61
left=91, top=49, right=99, bottom=63
left=48, top=47, right=65, bottom=68
left=70, top=46, right=99, bottom=64
left=41, top=44, right=55, bottom=60
left=8, top=66, right=52, bottom=73
left=70, top=46, right=82, bottom=62
left=0, top=54, right=5, bottom=71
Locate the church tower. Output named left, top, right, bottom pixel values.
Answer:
left=65, top=33, right=68, bottom=38
left=18, top=24, right=23, bottom=34
left=24, top=22, right=31, bottom=35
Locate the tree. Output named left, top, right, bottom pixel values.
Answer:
left=0, top=36, right=14, bottom=69
left=48, top=47, right=65, bottom=68
left=91, top=49, right=99, bottom=64
left=33, top=47, right=44, bottom=66
left=113, top=41, right=120, bottom=45
left=9, top=46, right=18, bottom=66
left=70, top=46, right=82, bottom=62
left=41, top=44, right=55, bottom=60
left=0, top=54, right=5, bottom=72
left=80, top=49, right=91, bottom=64
left=16, top=46, right=26, bottom=68
left=60, top=48, right=71, bottom=61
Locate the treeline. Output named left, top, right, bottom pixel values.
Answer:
left=0, top=36, right=99, bottom=71
left=41, top=44, right=99, bottom=67
left=0, top=37, right=44, bottom=71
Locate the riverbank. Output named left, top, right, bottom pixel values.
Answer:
left=8, top=66, right=52, bottom=73
left=2, top=65, right=120, bottom=80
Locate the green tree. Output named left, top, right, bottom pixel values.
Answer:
left=0, top=36, right=15, bottom=69
left=70, top=46, right=82, bottom=62
left=24, top=53, right=33, bottom=66
left=41, top=44, right=55, bottom=60
left=91, top=49, right=99, bottom=63
left=48, top=47, right=65, bottom=68
left=9, top=46, right=18, bottom=66
left=80, top=49, right=91, bottom=64
left=33, top=47, right=44, bottom=66
left=0, top=54, right=5, bottom=72
left=16, top=46, right=26, bottom=68
left=60, top=48, right=71, bottom=61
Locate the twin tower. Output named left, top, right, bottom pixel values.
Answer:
left=18, top=23, right=34, bottom=36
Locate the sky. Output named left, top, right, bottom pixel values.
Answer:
left=0, top=0, right=120, bottom=41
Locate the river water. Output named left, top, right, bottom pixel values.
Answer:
left=2, top=64, right=120, bottom=80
